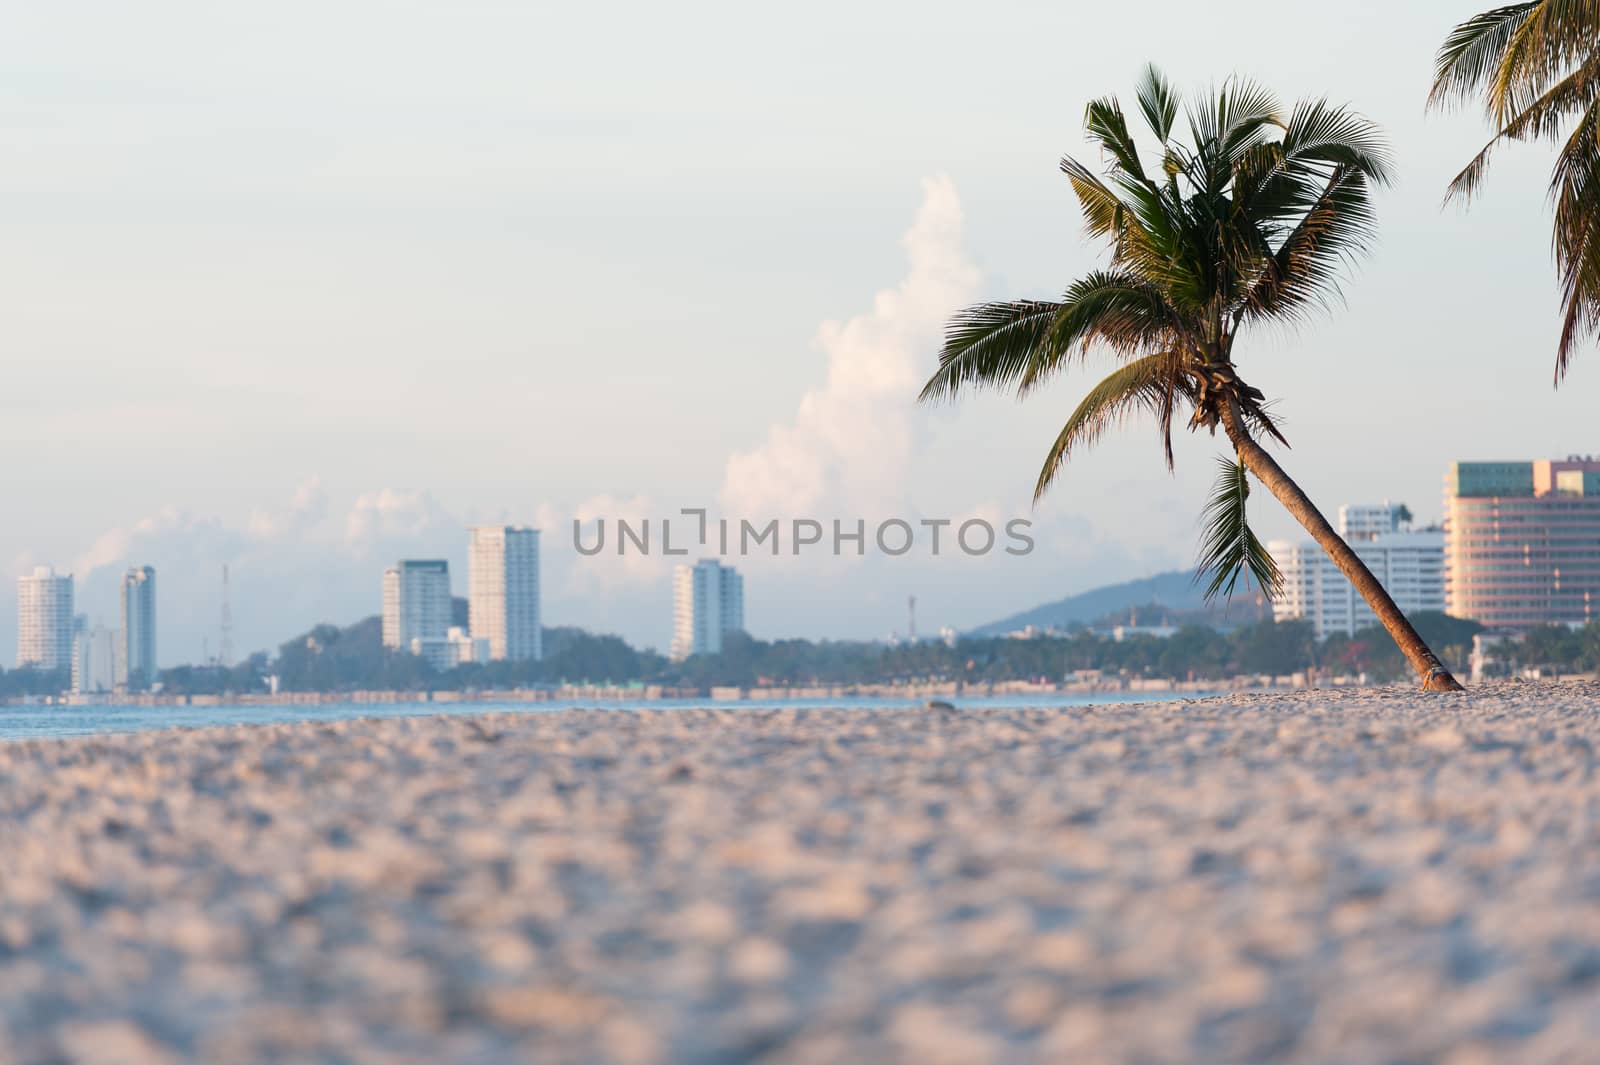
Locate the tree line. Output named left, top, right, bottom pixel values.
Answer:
left=12, top=614, right=1598, bottom=698
left=138, top=611, right=1488, bottom=695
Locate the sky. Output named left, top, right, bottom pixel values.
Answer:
left=3, top=0, right=1597, bottom=666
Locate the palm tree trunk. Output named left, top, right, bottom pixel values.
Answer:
left=1219, top=398, right=1465, bottom=692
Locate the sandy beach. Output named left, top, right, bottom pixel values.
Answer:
left=2, top=683, right=1599, bottom=1064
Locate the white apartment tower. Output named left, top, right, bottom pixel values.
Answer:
left=120, top=566, right=157, bottom=689
left=17, top=567, right=74, bottom=672
left=671, top=559, right=745, bottom=660
left=382, top=560, right=453, bottom=651
left=468, top=527, right=541, bottom=661
left=1269, top=504, right=1444, bottom=639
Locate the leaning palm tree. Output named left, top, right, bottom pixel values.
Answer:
left=1431, top=3, right=1600, bottom=382
left=920, top=68, right=1465, bottom=691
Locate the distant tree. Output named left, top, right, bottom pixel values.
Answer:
left=541, top=627, right=667, bottom=684
left=0, top=666, right=70, bottom=698
left=919, top=68, right=1463, bottom=690
left=1157, top=625, right=1229, bottom=677
left=1521, top=623, right=1585, bottom=669
left=274, top=616, right=434, bottom=692
left=1339, top=640, right=1374, bottom=675
left=1236, top=619, right=1315, bottom=676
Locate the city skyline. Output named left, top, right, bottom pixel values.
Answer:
left=12, top=450, right=1600, bottom=683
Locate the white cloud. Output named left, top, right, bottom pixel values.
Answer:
left=246, top=475, right=329, bottom=541
left=721, top=176, right=980, bottom=519
left=73, top=508, right=241, bottom=580
left=343, top=487, right=453, bottom=550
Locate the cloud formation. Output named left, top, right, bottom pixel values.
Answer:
left=721, top=176, right=980, bottom=519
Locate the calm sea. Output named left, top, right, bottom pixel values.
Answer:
left=0, top=690, right=1211, bottom=742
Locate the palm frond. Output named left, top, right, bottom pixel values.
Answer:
left=1195, top=454, right=1284, bottom=602
left=1275, top=99, right=1394, bottom=185
left=1085, top=97, right=1154, bottom=189
left=1550, top=94, right=1600, bottom=379
left=918, top=300, right=1066, bottom=402
left=1240, top=164, right=1380, bottom=324
left=1432, top=2, right=1600, bottom=381
left=1430, top=3, right=1542, bottom=109
left=1021, top=271, right=1181, bottom=392
left=1061, top=155, right=1125, bottom=239
left=1446, top=52, right=1600, bottom=203
left=1491, top=1, right=1600, bottom=124
left=1215, top=78, right=1284, bottom=169
left=1135, top=64, right=1179, bottom=144
left=1033, top=353, right=1184, bottom=500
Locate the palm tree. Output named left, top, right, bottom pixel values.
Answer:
left=1431, top=3, right=1600, bottom=382
left=919, top=68, right=1465, bottom=691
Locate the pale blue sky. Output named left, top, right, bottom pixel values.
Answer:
left=3, top=1, right=1595, bottom=664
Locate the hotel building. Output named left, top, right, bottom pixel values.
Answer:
left=468, top=527, right=542, bottom=661
left=382, top=560, right=452, bottom=651
left=1269, top=504, right=1445, bottom=639
left=671, top=559, right=745, bottom=660
left=1444, top=457, right=1600, bottom=629
left=17, top=567, right=75, bottom=672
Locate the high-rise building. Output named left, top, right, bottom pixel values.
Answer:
left=72, top=619, right=120, bottom=695
left=1444, top=457, right=1600, bottom=629
left=1269, top=504, right=1445, bottom=639
left=17, top=567, right=74, bottom=672
left=382, top=560, right=452, bottom=651
left=468, top=527, right=541, bottom=661
left=120, top=566, right=157, bottom=690
left=671, top=559, right=745, bottom=660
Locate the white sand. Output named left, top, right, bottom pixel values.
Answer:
left=1, top=682, right=1598, bottom=1064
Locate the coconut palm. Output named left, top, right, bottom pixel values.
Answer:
left=919, top=67, right=1465, bottom=691
left=1431, top=2, right=1600, bottom=382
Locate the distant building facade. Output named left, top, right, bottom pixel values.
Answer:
left=120, top=566, right=157, bottom=689
left=1269, top=503, right=1445, bottom=639
left=382, top=560, right=452, bottom=652
left=17, top=567, right=74, bottom=671
left=72, top=619, right=119, bottom=694
left=410, top=626, right=490, bottom=672
left=468, top=527, right=542, bottom=661
left=1112, top=624, right=1178, bottom=642
left=671, top=559, right=745, bottom=660
left=1444, top=457, right=1600, bottom=629
left=1338, top=503, right=1409, bottom=541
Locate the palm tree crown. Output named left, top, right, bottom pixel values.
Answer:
left=921, top=67, right=1391, bottom=595
left=1431, top=2, right=1600, bottom=381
